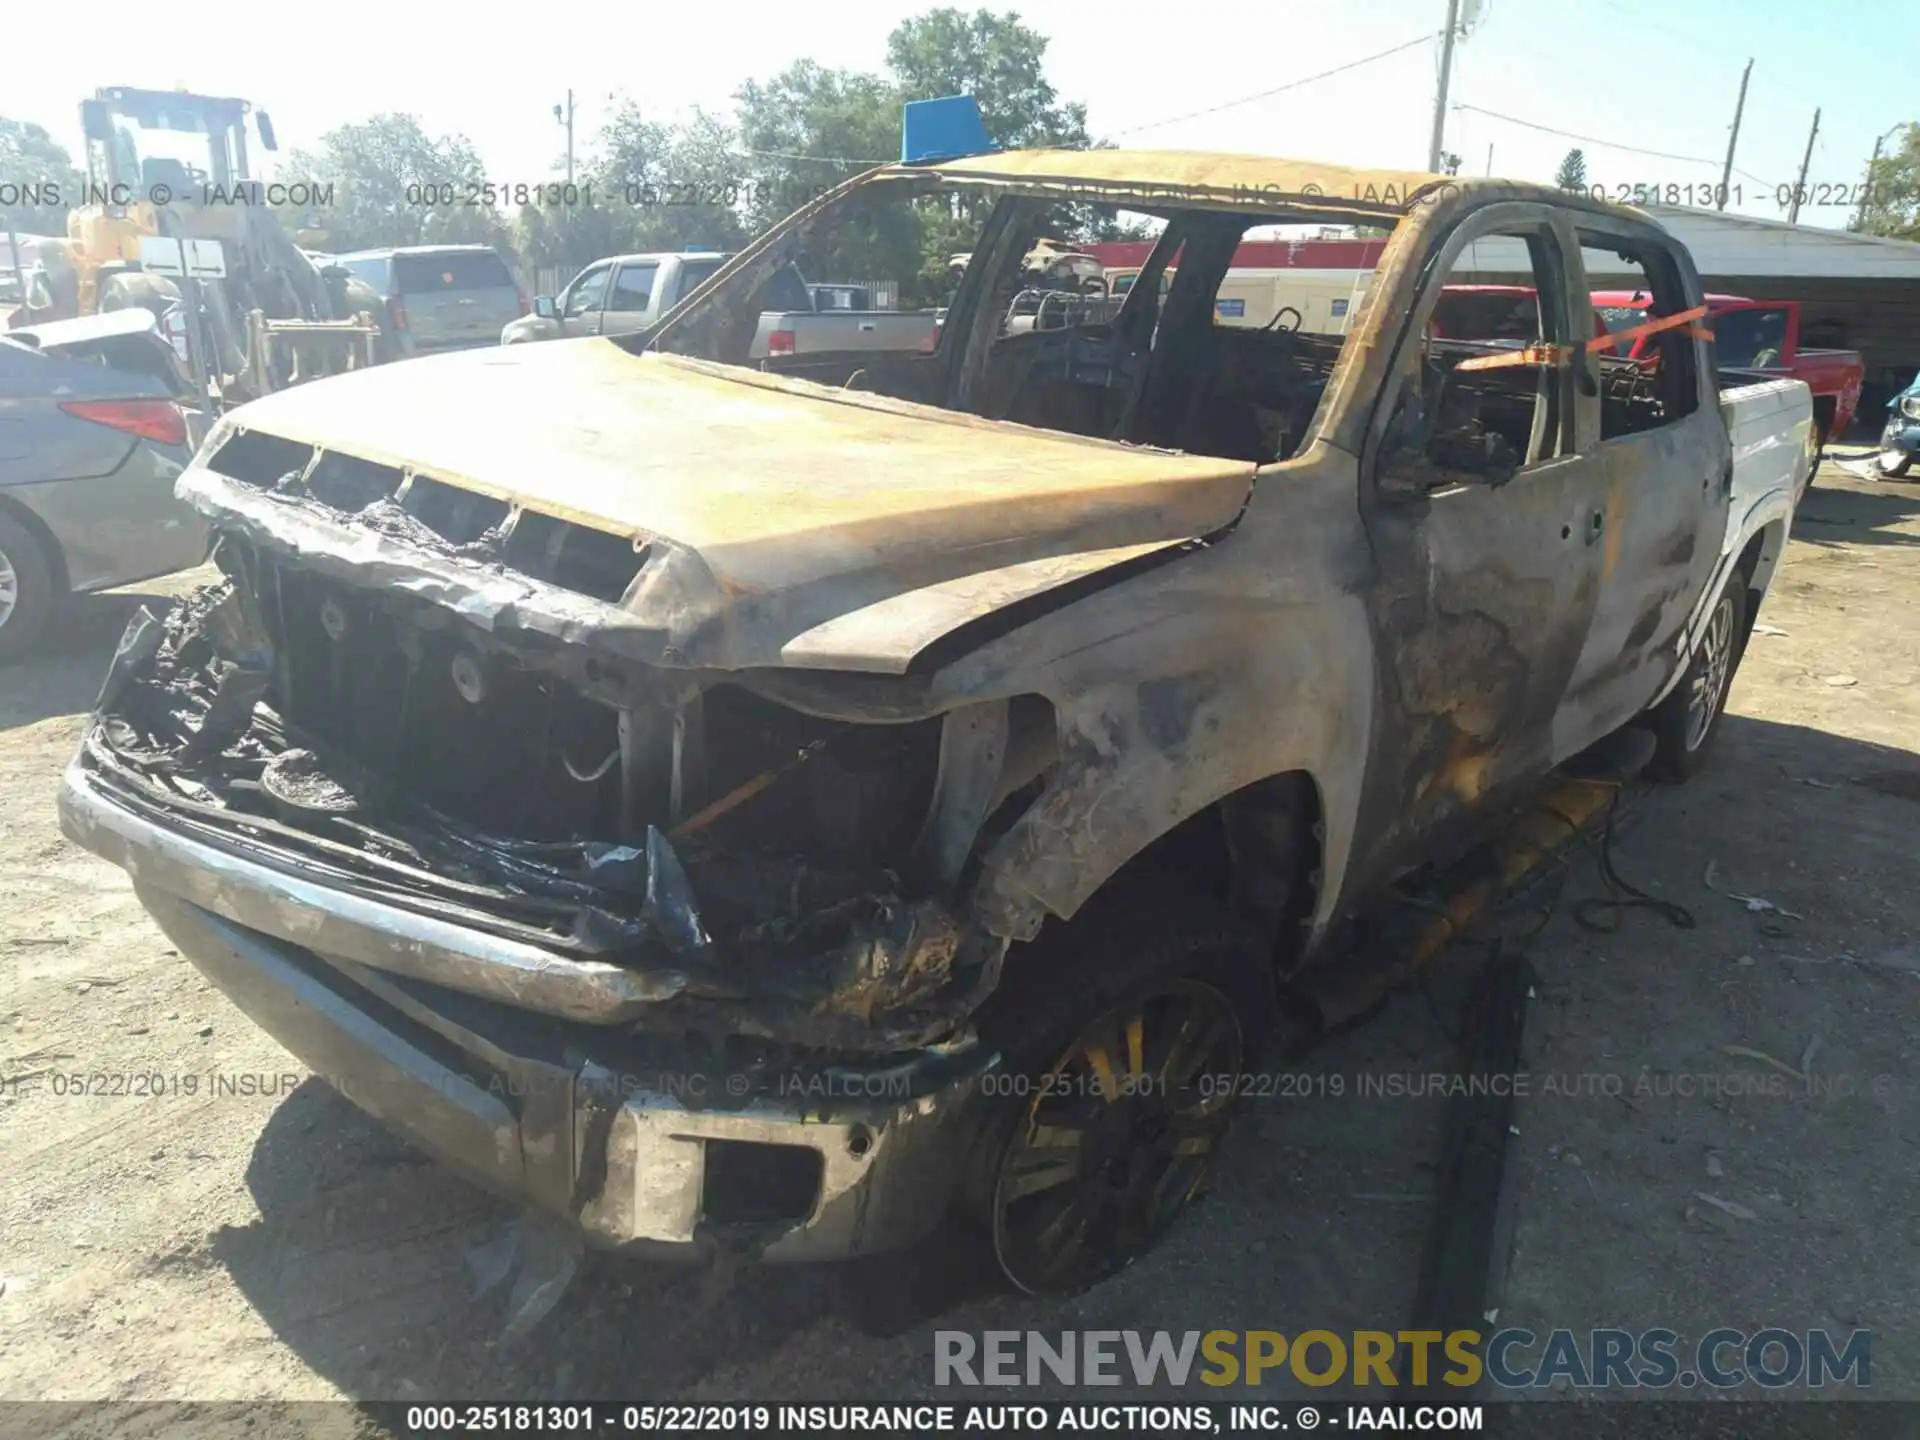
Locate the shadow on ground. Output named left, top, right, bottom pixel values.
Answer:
left=1, top=584, right=192, bottom=733
left=1794, top=477, right=1920, bottom=551
left=214, top=1078, right=845, bottom=1402
left=193, top=714, right=1920, bottom=1404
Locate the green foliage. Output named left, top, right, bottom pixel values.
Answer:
left=516, top=106, right=749, bottom=271
left=725, top=10, right=1098, bottom=301
left=0, top=118, right=84, bottom=237
left=7, top=8, right=1105, bottom=297
left=1553, top=148, right=1588, bottom=191
left=1859, top=124, right=1920, bottom=240
left=283, top=113, right=508, bottom=253
left=886, top=8, right=1089, bottom=150
left=735, top=62, right=902, bottom=231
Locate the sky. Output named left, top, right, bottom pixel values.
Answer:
left=11, top=0, right=1915, bottom=231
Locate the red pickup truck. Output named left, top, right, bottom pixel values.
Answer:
left=1594, top=292, right=1864, bottom=449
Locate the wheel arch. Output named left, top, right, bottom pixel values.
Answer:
left=1811, top=393, right=1836, bottom=440
left=0, top=492, right=70, bottom=595
left=989, top=764, right=1331, bottom=976
left=1740, top=517, right=1787, bottom=608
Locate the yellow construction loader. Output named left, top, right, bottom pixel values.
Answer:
left=68, top=86, right=387, bottom=403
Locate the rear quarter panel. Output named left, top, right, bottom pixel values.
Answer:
left=0, top=345, right=207, bottom=590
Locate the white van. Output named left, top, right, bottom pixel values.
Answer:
left=1107, top=265, right=1374, bottom=333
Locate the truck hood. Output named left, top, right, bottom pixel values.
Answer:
left=191, top=339, right=1257, bottom=671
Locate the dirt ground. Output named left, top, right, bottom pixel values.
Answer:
left=2, top=454, right=1916, bottom=1420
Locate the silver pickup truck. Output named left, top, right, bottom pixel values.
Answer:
left=61, top=148, right=1810, bottom=1301
left=501, top=252, right=939, bottom=359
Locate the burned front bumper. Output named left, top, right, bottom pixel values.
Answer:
left=58, top=758, right=993, bottom=1260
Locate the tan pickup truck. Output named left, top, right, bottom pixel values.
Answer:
left=59, top=148, right=1810, bottom=1298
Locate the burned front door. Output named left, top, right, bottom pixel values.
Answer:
left=1352, top=203, right=1609, bottom=875
left=1554, top=225, right=1731, bottom=750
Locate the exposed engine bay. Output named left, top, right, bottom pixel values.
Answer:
left=71, top=184, right=1379, bottom=1057
left=79, top=537, right=1065, bottom=1053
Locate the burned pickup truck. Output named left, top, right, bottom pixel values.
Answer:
left=58, top=138, right=1812, bottom=1296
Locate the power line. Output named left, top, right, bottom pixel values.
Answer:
left=1452, top=102, right=1779, bottom=184
left=717, top=38, right=1442, bottom=165
left=731, top=146, right=887, bottom=166
left=1113, top=35, right=1437, bottom=137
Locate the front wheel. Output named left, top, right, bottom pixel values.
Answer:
left=988, top=975, right=1247, bottom=1294
left=966, top=897, right=1276, bottom=1296
left=1644, top=572, right=1748, bottom=783
left=0, top=512, right=56, bottom=663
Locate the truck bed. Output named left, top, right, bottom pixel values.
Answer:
left=1720, top=371, right=1815, bottom=515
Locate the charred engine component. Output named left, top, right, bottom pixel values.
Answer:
left=78, top=549, right=1059, bottom=1051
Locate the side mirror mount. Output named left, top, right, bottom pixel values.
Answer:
left=81, top=99, right=113, bottom=144
left=1378, top=377, right=1436, bottom=500
left=1431, top=429, right=1521, bottom=487
left=255, top=111, right=279, bottom=152
left=533, top=294, right=559, bottom=320
left=1379, top=369, right=1521, bottom=497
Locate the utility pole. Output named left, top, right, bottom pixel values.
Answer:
left=1854, top=124, right=1905, bottom=231
left=1717, top=58, right=1752, bottom=211
left=553, top=90, right=576, bottom=186
left=1788, top=108, right=1821, bottom=226
left=1855, top=135, right=1885, bottom=231
left=1427, top=0, right=1462, bottom=173
left=1485, top=143, right=1494, bottom=177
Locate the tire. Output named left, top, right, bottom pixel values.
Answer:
left=1643, top=570, right=1748, bottom=784
left=0, top=512, right=57, bottom=663
left=338, top=276, right=394, bottom=364
left=960, top=889, right=1279, bottom=1296
left=98, top=271, right=181, bottom=321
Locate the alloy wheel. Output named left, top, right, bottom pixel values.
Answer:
left=1684, top=592, right=1736, bottom=752
left=990, top=978, right=1244, bottom=1295
left=0, top=547, right=18, bottom=631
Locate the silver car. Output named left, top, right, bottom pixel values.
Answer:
left=335, top=245, right=526, bottom=357
left=0, top=311, right=209, bottom=659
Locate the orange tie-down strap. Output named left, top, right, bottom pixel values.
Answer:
left=1452, top=305, right=1712, bottom=373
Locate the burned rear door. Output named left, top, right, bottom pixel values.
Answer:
left=1555, top=223, right=1730, bottom=749
left=1351, top=202, right=1609, bottom=874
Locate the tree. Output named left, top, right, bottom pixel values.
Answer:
left=1858, top=124, right=1920, bottom=241
left=284, top=114, right=508, bottom=253
left=733, top=61, right=926, bottom=290
left=885, top=8, right=1089, bottom=151
left=517, top=104, right=752, bottom=274
left=734, top=61, right=902, bottom=232
left=1553, top=148, right=1589, bottom=191
left=728, top=11, right=1102, bottom=301
left=512, top=10, right=1102, bottom=301
left=0, top=118, right=83, bottom=237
